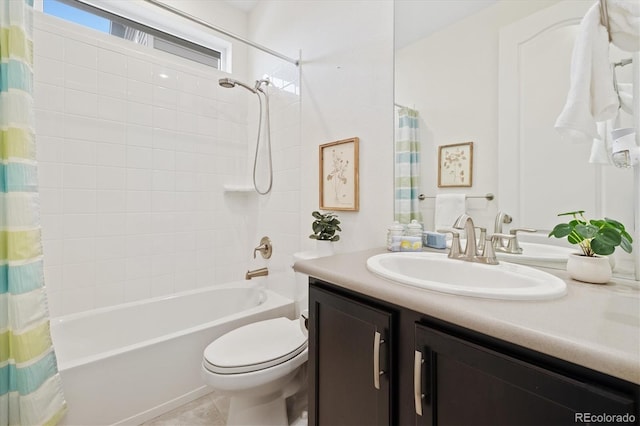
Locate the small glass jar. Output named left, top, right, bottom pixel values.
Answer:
left=387, top=221, right=405, bottom=251
left=406, top=219, right=423, bottom=237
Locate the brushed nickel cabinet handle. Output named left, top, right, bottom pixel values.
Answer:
left=414, top=350, right=424, bottom=416
left=373, top=331, right=385, bottom=389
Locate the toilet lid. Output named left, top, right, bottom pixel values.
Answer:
left=203, top=317, right=308, bottom=374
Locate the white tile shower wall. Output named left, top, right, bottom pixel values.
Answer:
left=33, top=12, right=281, bottom=316
left=248, top=83, right=302, bottom=276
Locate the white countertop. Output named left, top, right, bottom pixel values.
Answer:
left=293, top=247, right=640, bottom=385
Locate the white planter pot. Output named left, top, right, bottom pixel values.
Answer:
left=566, top=253, right=612, bottom=284
left=314, top=240, right=335, bottom=257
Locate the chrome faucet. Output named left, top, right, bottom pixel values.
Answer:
left=450, top=214, right=501, bottom=265
left=453, top=214, right=478, bottom=259
left=245, top=267, right=268, bottom=280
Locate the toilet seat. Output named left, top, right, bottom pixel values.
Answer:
left=203, top=317, right=307, bottom=375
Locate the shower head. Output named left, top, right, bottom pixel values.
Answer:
left=218, top=78, right=257, bottom=93
left=218, top=78, right=236, bottom=89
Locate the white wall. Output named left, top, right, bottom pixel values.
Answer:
left=249, top=0, right=395, bottom=254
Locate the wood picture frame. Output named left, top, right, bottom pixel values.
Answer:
left=319, top=137, right=359, bottom=211
left=438, top=142, right=473, bottom=188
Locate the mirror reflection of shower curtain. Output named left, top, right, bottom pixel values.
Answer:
left=394, top=107, right=422, bottom=224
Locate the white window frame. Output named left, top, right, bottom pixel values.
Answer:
left=35, top=0, right=232, bottom=72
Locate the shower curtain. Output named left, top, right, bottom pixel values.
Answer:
left=1, top=0, right=67, bottom=425
left=394, top=107, right=422, bottom=224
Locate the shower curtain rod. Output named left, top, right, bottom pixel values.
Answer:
left=144, top=0, right=300, bottom=66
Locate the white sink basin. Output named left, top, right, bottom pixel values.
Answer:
left=367, top=252, right=567, bottom=300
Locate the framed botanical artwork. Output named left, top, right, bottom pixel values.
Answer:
left=319, top=137, right=359, bottom=211
left=438, top=142, right=473, bottom=187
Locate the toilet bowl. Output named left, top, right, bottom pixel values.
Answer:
left=202, top=251, right=321, bottom=425
left=202, top=316, right=308, bottom=425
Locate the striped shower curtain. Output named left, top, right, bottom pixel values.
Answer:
left=394, top=107, right=422, bottom=224
left=1, top=1, right=67, bottom=425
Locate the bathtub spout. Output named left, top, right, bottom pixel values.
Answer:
left=245, top=267, right=269, bottom=280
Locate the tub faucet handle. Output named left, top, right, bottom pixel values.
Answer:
left=253, top=236, right=272, bottom=259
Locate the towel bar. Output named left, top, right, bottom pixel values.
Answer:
left=599, top=0, right=612, bottom=42
left=418, top=193, right=494, bottom=201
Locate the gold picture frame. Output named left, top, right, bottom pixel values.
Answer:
left=438, top=142, right=473, bottom=188
left=319, top=137, right=359, bottom=211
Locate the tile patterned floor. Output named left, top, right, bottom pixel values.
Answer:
left=142, top=392, right=229, bottom=426
left=142, top=390, right=308, bottom=426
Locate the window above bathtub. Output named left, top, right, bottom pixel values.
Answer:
left=39, top=0, right=231, bottom=71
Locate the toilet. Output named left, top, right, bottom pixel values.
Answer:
left=201, top=252, right=314, bottom=426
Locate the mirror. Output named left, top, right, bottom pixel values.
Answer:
left=395, top=0, right=636, bottom=277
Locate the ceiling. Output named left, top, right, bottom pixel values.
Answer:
left=223, top=0, right=498, bottom=50
left=394, top=0, right=498, bottom=50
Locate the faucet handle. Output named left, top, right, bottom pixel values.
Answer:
left=482, top=237, right=499, bottom=265
left=509, top=228, right=536, bottom=235
left=485, top=233, right=515, bottom=264
left=437, top=229, right=462, bottom=258
left=253, top=236, right=273, bottom=259
left=507, top=228, right=536, bottom=254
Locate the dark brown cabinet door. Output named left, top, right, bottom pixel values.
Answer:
left=414, top=323, right=637, bottom=426
left=309, top=283, right=393, bottom=426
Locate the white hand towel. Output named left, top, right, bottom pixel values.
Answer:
left=555, top=0, right=639, bottom=147
left=434, top=194, right=466, bottom=231
left=555, top=3, right=619, bottom=144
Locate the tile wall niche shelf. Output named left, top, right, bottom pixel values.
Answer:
left=223, top=183, right=255, bottom=193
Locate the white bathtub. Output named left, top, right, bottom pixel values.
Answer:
left=50, top=281, right=295, bottom=426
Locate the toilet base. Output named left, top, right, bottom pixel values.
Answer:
left=227, top=390, right=288, bottom=426
left=225, top=366, right=306, bottom=426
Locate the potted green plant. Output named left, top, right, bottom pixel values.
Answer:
left=548, top=210, right=633, bottom=283
left=309, top=211, right=341, bottom=256
left=309, top=211, right=341, bottom=241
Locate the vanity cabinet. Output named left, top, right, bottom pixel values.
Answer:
left=309, top=278, right=640, bottom=426
left=413, top=324, right=636, bottom=425
left=308, top=283, right=393, bottom=425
